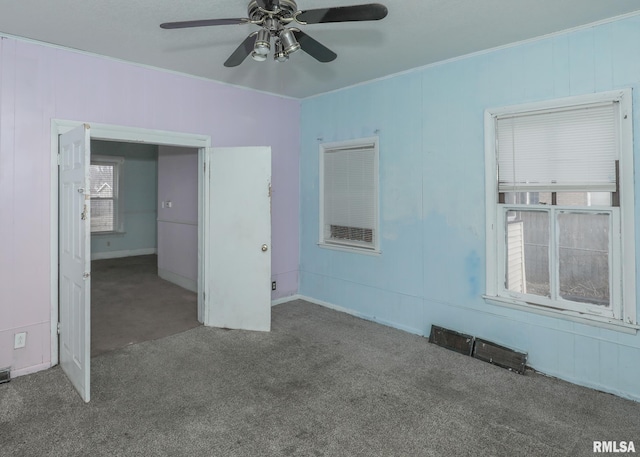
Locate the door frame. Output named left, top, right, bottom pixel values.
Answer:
left=50, top=119, right=211, bottom=366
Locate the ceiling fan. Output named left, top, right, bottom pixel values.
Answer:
left=160, top=0, right=388, bottom=67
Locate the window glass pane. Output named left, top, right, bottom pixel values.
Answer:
left=588, top=192, right=612, bottom=206
left=91, top=199, right=114, bottom=232
left=556, top=192, right=611, bottom=206
left=537, top=192, right=552, bottom=205
left=558, top=212, right=610, bottom=306
left=556, top=192, right=588, bottom=206
left=504, top=191, right=611, bottom=207
left=503, top=192, right=551, bottom=205
left=506, top=210, right=550, bottom=297
left=504, top=192, right=527, bottom=205
left=90, top=164, right=114, bottom=198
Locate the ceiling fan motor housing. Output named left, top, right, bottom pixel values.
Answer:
left=248, top=0, right=298, bottom=22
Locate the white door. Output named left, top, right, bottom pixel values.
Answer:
left=205, top=147, right=272, bottom=331
left=59, top=124, right=91, bottom=402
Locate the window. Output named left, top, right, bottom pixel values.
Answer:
left=90, top=156, right=124, bottom=233
left=319, top=137, right=379, bottom=252
left=485, top=90, right=636, bottom=328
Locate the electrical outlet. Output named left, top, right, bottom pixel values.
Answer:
left=14, top=332, right=26, bottom=349
left=271, top=281, right=276, bottom=291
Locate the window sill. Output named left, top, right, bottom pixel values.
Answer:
left=483, top=294, right=639, bottom=335
left=318, top=242, right=381, bottom=256
left=91, top=231, right=126, bottom=237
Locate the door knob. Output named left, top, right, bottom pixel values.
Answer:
left=261, top=244, right=268, bottom=252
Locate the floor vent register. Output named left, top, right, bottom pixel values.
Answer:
left=428, top=325, right=527, bottom=375
left=0, top=367, right=10, bottom=384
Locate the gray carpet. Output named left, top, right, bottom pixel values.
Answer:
left=91, top=255, right=200, bottom=357
left=1, top=300, right=639, bottom=456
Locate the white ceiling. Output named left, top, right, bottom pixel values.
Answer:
left=1, top=1, right=639, bottom=99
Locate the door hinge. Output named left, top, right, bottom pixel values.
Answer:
left=57, top=153, right=61, bottom=166
left=204, top=162, right=206, bottom=172
left=57, top=322, right=61, bottom=335
left=203, top=292, right=205, bottom=301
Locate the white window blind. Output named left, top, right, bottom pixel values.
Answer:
left=497, top=102, right=618, bottom=192
left=90, top=156, right=123, bottom=233
left=322, top=143, right=377, bottom=248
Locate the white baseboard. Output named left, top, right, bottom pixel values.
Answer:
left=91, top=248, right=157, bottom=261
left=272, top=293, right=391, bottom=324
left=158, top=268, right=197, bottom=293
left=11, top=362, right=51, bottom=379
left=296, top=294, right=424, bottom=337
left=296, top=294, right=372, bottom=320
left=271, top=294, right=302, bottom=306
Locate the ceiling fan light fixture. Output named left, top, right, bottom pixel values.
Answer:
left=274, top=40, right=289, bottom=62
left=254, top=29, right=271, bottom=55
left=251, top=51, right=268, bottom=61
left=279, top=28, right=300, bottom=54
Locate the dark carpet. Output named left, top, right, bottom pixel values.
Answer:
left=91, top=255, right=200, bottom=357
left=1, top=300, right=639, bottom=456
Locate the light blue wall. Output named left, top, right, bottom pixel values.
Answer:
left=300, top=15, right=640, bottom=400
left=90, top=140, right=158, bottom=256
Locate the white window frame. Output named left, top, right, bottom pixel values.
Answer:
left=90, top=155, right=124, bottom=234
left=484, top=89, right=637, bottom=332
left=318, top=136, right=380, bottom=254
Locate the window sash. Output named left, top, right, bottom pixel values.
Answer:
left=497, top=204, right=619, bottom=318
left=90, top=157, right=123, bottom=233
left=496, top=102, right=619, bottom=193
left=90, top=197, right=116, bottom=233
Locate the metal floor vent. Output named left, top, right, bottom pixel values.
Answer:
left=428, top=325, right=474, bottom=356
left=473, top=339, right=527, bottom=375
left=0, top=367, right=10, bottom=384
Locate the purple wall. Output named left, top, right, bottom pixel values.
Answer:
left=157, top=146, right=198, bottom=291
left=0, top=37, right=300, bottom=376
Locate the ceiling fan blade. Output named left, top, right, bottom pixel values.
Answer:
left=295, top=3, right=388, bottom=24
left=224, top=34, right=257, bottom=67
left=292, top=30, right=337, bottom=63
left=160, top=18, right=248, bottom=29
left=256, top=0, right=280, bottom=12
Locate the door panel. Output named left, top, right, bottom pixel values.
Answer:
left=59, top=124, right=91, bottom=402
left=206, top=147, right=271, bottom=331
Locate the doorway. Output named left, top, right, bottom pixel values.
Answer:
left=89, top=140, right=201, bottom=357
left=52, top=120, right=273, bottom=402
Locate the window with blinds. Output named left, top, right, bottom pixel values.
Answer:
left=319, top=138, right=379, bottom=252
left=485, top=89, right=637, bottom=327
left=90, top=156, right=123, bottom=233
